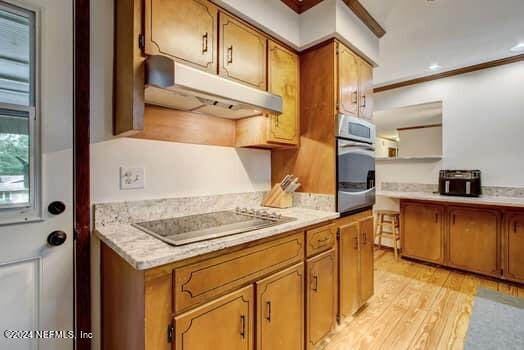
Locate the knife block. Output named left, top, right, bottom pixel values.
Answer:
left=262, top=184, right=293, bottom=209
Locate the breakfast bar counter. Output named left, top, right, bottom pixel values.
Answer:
left=378, top=190, right=524, bottom=208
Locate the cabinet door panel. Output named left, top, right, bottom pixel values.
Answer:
left=145, top=0, right=218, bottom=73
left=401, top=202, right=444, bottom=263
left=219, top=13, right=267, bottom=89
left=358, top=60, right=373, bottom=120
left=338, top=44, right=359, bottom=116
left=267, top=40, right=299, bottom=145
left=448, top=207, right=500, bottom=276
left=307, top=250, right=337, bottom=350
left=505, top=213, right=524, bottom=282
left=338, top=222, right=360, bottom=318
left=174, top=286, right=253, bottom=350
left=359, top=216, right=374, bottom=303
left=256, top=264, right=304, bottom=350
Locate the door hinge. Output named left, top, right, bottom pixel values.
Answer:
left=167, top=324, right=174, bottom=343
left=138, top=34, right=145, bottom=50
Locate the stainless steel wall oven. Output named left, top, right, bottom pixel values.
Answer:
left=336, top=115, right=376, bottom=215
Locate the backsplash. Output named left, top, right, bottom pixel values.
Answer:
left=293, top=193, right=336, bottom=212
left=381, top=182, right=524, bottom=198
left=94, top=191, right=336, bottom=227
left=381, top=182, right=438, bottom=193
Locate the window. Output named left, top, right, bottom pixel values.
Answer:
left=0, top=1, right=36, bottom=213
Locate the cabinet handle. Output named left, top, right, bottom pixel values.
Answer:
left=361, top=95, right=367, bottom=108
left=317, top=236, right=330, bottom=246
left=240, top=315, right=246, bottom=338
left=275, top=115, right=279, bottom=127
left=352, top=91, right=358, bottom=104
left=202, top=32, right=208, bottom=53
left=312, top=275, right=318, bottom=292
left=353, top=236, right=359, bottom=250
left=266, top=301, right=271, bottom=322
left=362, top=231, right=367, bottom=245
left=227, top=45, right=233, bottom=64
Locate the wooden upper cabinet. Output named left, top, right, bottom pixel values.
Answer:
left=401, top=202, right=444, bottom=264
left=337, top=44, right=359, bottom=116
left=267, top=40, right=299, bottom=145
left=174, top=285, right=254, bottom=350
left=504, top=212, right=524, bottom=283
left=144, top=0, right=218, bottom=73
left=359, top=216, right=374, bottom=303
left=256, top=264, right=304, bottom=350
left=448, top=207, right=500, bottom=277
left=338, top=222, right=360, bottom=318
left=307, top=249, right=337, bottom=350
left=219, top=12, right=267, bottom=89
left=358, top=59, right=374, bottom=120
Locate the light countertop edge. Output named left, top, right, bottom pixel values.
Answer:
left=378, top=191, right=524, bottom=208
left=95, top=207, right=340, bottom=271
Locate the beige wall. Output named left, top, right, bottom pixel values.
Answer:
left=398, top=126, right=442, bottom=157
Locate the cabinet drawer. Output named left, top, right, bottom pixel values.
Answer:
left=306, top=225, right=336, bottom=257
left=174, top=232, right=304, bottom=313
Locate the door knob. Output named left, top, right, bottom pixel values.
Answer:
left=48, top=201, right=66, bottom=215
left=47, top=231, right=67, bottom=246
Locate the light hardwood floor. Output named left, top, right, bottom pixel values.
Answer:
left=321, top=249, right=524, bottom=350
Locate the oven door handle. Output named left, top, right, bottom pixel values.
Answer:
left=339, top=141, right=375, bottom=151
left=338, top=187, right=376, bottom=196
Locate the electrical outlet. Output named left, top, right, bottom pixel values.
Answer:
left=120, top=167, right=145, bottom=190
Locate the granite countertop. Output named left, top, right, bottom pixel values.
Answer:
left=95, top=207, right=339, bottom=270
left=378, top=191, right=524, bottom=208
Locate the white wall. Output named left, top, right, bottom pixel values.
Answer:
left=398, top=126, right=442, bottom=157
left=91, top=139, right=271, bottom=203
left=90, top=0, right=271, bottom=205
left=376, top=137, right=398, bottom=158
left=375, top=61, right=524, bottom=188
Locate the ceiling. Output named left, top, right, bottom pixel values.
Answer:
left=374, top=101, right=442, bottom=139
left=360, top=0, right=524, bottom=86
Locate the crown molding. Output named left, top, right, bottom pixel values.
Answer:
left=281, top=0, right=386, bottom=38
left=374, top=54, right=524, bottom=93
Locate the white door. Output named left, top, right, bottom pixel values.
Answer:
left=0, top=0, right=74, bottom=349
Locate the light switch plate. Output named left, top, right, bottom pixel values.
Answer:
left=120, top=167, right=145, bottom=190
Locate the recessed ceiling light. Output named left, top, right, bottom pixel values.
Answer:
left=510, top=43, right=524, bottom=52
left=429, top=63, right=442, bottom=71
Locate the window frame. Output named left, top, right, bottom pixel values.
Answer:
left=0, top=0, right=40, bottom=223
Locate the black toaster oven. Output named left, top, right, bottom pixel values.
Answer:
left=439, top=170, right=481, bottom=197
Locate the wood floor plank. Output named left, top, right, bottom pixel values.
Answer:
left=321, top=252, right=522, bottom=350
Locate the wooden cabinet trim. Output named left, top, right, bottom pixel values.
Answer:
left=218, top=12, right=267, bottom=89
left=174, top=285, right=254, bottom=350
left=144, top=0, right=218, bottom=73
left=306, top=249, right=337, bottom=349
left=256, top=263, right=305, bottom=350
left=306, top=224, right=337, bottom=257
left=446, top=206, right=501, bottom=277
left=174, top=232, right=304, bottom=312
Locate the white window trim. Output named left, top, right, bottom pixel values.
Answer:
left=0, top=0, right=41, bottom=224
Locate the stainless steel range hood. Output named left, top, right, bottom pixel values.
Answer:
left=145, top=55, right=283, bottom=119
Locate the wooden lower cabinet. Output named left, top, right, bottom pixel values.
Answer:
left=401, top=202, right=444, bottom=263
left=448, top=206, right=500, bottom=277
left=399, top=200, right=524, bottom=280
left=257, top=263, right=304, bottom=350
left=174, top=286, right=254, bottom=350
left=359, top=216, right=374, bottom=303
left=306, top=249, right=337, bottom=350
left=338, top=215, right=375, bottom=319
left=504, top=212, right=524, bottom=283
